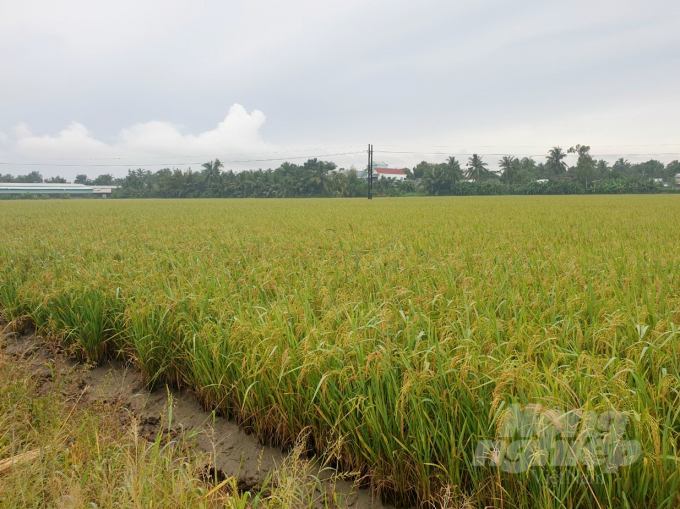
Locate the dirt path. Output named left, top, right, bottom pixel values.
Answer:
left=1, top=329, right=396, bottom=509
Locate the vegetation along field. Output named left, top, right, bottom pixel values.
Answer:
left=2, top=196, right=680, bottom=508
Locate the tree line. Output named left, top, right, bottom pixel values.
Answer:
left=0, top=171, right=116, bottom=185
left=412, top=146, right=679, bottom=195
left=2, top=145, right=679, bottom=198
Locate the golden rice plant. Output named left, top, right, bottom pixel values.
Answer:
left=1, top=196, right=680, bottom=507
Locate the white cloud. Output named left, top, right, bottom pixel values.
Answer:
left=5, top=105, right=270, bottom=175
left=118, top=105, right=268, bottom=156
left=14, top=122, right=114, bottom=158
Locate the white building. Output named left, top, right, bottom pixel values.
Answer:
left=373, top=168, right=408, bottom=181
left=676, top=173, right=680, bottom=186
left=0, top=183, right=118, bottom=196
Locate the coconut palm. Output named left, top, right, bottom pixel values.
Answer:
left=446, top=156, right=464, bottom=184
left=421, top=164, right=450, bottom=195
left=201, top=159, right=224, bottom=196
left=499, top=156, right=519, bottom=186
left=466, top=154, right=490, bottom=182
left=545, top=147, right=568, bottom=176
left=201, top=159, right=223, bottom=181
left=330, top=172, right=350, bottom=197
left=399, top=179, right=417, bottom=193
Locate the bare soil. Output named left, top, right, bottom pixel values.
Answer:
left=0, top=328, right=395, bottom=509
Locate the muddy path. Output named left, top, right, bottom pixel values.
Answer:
left=1, top=328, right=397, bottom=509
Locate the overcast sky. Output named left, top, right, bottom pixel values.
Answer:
left=1, top=0, right=680, bottom=179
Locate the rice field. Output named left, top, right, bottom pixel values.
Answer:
left=2, top=196, right=680, bottom=508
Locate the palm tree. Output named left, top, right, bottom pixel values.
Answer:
left=201, top=159, right=224, bottom=196
left=611, top=158, right=631, bottom=178
left=466, top=154, right=490, bottom=182
left=545, top=147, right=568, bottom=176
left=330, top=172, right=349, bottom=197
left=446, top=156, right=464, bottom=184
left=499, top=156, right=519, bottom=186
left=201, top=159, right=223, bottom=181
left=302, top=159, right=333, bottom=196
left=421, top=165, right=450, bottom=195
left=304, top=169, right=331, bottom=195
left=399, top=179, right=416, bottom=194
left=374, top=176, right=396, bottom=195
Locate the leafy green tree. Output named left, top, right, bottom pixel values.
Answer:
left=44, top=176, right=67, bottom=183
left=15, top=171, right=43, bottom=183
left=74, top=174, right=92, bottom=185
left=345, top=167, right=367, bottom=197
left=631, top=160, right=665, bottom=179
left=568, top=144, right=596, bottom=189
left=411, top=161, right=434, bottom=180
left=666, top=160, right=680, bottom=182
left=107, top=155, right=679, bottom=199
left=93, top=173, right=115, bottom=185
left=519, top=157, right=538, bottom=180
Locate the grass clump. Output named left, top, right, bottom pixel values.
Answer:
left=0, top=351, right=225, bottom=508
left=0, top=342, right=352, bottom=508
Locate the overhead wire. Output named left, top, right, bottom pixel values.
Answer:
left=0, top=151, right=366, bottom=168
left=373, top=150, right=680, bottom=158
left=0, top=145, right=367, bottom=162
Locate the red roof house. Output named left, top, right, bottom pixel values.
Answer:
left=373, top=168, right=408, bottom=180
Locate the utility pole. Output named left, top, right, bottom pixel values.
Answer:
left=368, top=144, right=373, bottom=200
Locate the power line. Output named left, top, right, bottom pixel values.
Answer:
left=0, top=145, right=367, bottom=162
left=373, top=143, right=680, bottom=149
left=373, top=150, right=680, bottom=158
left=0, top=151, right=366, bottom=168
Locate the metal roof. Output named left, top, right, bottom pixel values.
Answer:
left=0, top=183, right=90, bottom=188
left=374, top=168, right=407, bottom=175
left=0, top=183, right=118, bottom=194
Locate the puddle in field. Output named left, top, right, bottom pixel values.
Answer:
left=0, top=330, right=396, bottom=509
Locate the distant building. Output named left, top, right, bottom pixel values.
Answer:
left=653, top=178, right=664, bottom=184
left=0, top=183, right=118, bottom=196
left=676, top=173, right=680, bottom=186
left=373, top=168, right=408, bottom=181
left=338, top=167, right=368, bottom=179
left=536, top=179, right=549, bottom=184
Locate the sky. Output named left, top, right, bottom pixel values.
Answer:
left=1, top=0, right=680, bottom=180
